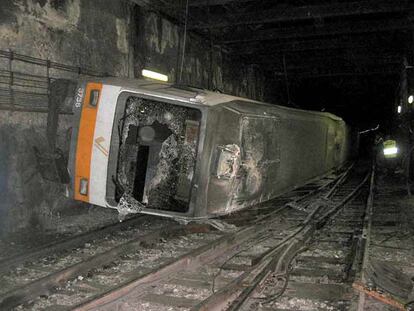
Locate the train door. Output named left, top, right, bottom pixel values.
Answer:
left=325, top=125, right=335, bottom=169
left=233, top=115, right=280, bottom=202
left=326, top=123, right=345, bottom=169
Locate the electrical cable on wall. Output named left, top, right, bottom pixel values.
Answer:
left=207, top=0, right=214, bottom=90
left=283, top=54, right=291, bottom=105
left=179, top=0, right=190, bottom=84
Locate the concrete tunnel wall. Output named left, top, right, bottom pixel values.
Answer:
left=0, top=0, right=266, bottom=235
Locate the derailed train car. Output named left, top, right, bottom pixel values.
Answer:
left=67, top=77, right=353, bottom=220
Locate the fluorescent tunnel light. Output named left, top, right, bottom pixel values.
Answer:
left=142, top=69, right=168, bottom=82
left=409, top=95, right=414, bottom=104
left=397, top=105, right=402, bottom=114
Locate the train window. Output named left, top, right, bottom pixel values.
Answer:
left=115, top=97, right=202, bottom=213
left=89, top=89, right=100, bottom=107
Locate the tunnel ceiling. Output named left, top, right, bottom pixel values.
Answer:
left=133, top=0, right=414, bottom=127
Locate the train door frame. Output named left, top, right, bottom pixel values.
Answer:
left=105, top=91, right=209, bottom=219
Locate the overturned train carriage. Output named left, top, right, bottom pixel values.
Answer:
left=67, top=78, right=353, bottom=219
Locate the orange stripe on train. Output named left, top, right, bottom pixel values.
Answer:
left=74, top=82, right=102, bottom=202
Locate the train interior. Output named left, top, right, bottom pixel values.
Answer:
left=115, top=97, right=202, bottom=213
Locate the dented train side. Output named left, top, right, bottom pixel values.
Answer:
left=67, top=78, right=352, bottom=220
left=201, top=101, right=349, bottom=216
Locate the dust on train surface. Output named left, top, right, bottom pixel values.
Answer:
left=62, top=77, right=356, bottom=220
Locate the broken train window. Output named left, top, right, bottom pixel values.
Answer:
left=115, top=97, right=201, bottom=213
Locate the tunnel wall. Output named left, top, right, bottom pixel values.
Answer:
left=0, top=0, right=266, bottom=235
left=134, top=8, right=265, bottom=100
left=0, top=0, right=132, bottom=76
left=0, top=112, right=73, bottom=235
left=0, top=0, right=134, bottom=235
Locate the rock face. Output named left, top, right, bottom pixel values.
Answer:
left=0, top=0, right=266, bottom=236
left=0, top=110, right=72, bottom=234
left=0, top=0, right=131, bottom=77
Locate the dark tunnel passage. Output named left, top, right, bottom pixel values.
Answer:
left=291, top=75, right=400, bottom=129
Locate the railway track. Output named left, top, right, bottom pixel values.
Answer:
left=87, top=164, right=367, bottom=311
left=0, top=215, right=153, bottom=276
left=243, top=180, right=371, bottom=311
left=0, top=164, right=358, bottom=311
left=187, top=167, right=370, bottom=311
left=354, top=169, right=414, bottom=311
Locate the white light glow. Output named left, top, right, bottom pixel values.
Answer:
left=397, top=105, right=402, bottom=113
left=384, top=147, right=398, bottom=156
left=409, top=95, right=414, bottom=104
left=142, top=69, right=168, bottom=82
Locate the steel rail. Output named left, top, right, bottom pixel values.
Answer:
left=0, top=215, right=149, bottom=276
left=72, top=166, right=353, bottom=311
left=0, top=166, right=351, bottom=310
left=236, top=171, right=369, bottom=310
left=355, top=161, right=376, bottom=311
left=233, top=170, right=370, bottom=310
left=192, top=165, right=369, bottom=311
left=248, top=163, right=355, bottom=267
left=0, top=223, right=211, bottom=310
left=72, top=206, right=294, bottom=311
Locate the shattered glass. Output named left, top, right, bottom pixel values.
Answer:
left=116, top=97, right=201, bottom=214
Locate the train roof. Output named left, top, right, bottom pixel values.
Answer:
left=83, top=77, right=344, bottom=122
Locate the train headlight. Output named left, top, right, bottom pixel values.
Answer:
left=383, top=147, right=398, bottom=156
left=79, top=178, right=89, bottom=196
left=89, top=90, right=100, bottom=107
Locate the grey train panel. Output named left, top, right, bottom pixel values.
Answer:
left=67, top=79, right=353, bottom=220
left=200, top=100, right=349, bottom=217
left=109, top=97, right=350, bottom=218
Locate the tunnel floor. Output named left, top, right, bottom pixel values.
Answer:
left=0, top=204, right=120, bottom=261
left=0, top=167, right=413, bottom=310
left=357, top=173, right=414, bottom=311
